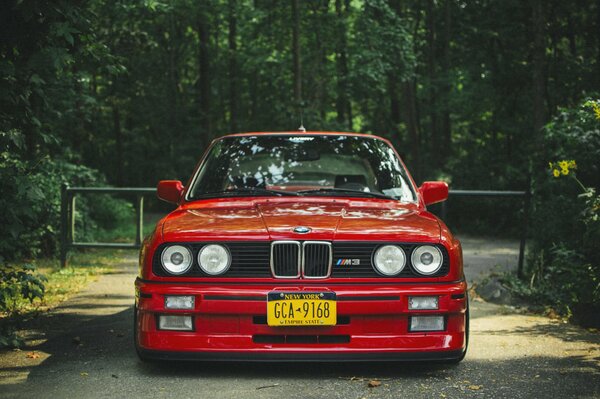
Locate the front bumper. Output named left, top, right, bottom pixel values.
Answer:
left=135, top=278, right=468, bottom=361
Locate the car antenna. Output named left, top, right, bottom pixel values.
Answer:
left=298, top=101, right=306, bottom=132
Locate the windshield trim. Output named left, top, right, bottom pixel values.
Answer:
left=183, top=133, right=418, bottom=204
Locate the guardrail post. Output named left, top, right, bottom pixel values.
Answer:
left=441, top=200, right=447, bottom=221
left=517, top=187, right=531, bottom=279
left=70, top=194, right=77, bottom=243
left=135, top=195, right=144, bottom=246
left=60, top=183, right=69, bottom=267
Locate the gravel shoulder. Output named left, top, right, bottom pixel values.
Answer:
left=1, top=238, right=599, bottom=399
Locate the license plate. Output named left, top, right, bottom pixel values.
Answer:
left=267, top=292, right=336, bottom=326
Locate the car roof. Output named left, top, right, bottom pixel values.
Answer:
left=217, top=131, right=388, bottom=141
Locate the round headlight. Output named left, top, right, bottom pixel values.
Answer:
left=161, top=245, right=193, bottom=275
left=373, top=245, right=406, bottom=276
left=411, top=245, right=443, bottom=275
left=198, top=244, right=231, bottom=275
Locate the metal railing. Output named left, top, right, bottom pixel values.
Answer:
left=442, top=189, right=531, bottom=278
left=59, top=185, right=531, bottom=277
left=59, top=184, right=155, bottom=267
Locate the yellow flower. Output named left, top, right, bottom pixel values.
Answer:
left=568, top=160, right=577, bottom=169
left=553, top=169, right=560, bottom=177
left=561, top=167, right=569, bottom=175
left=558, top=160, right=568, bottom=170
left=548, top=162, right=554, bottom=170
left=593, top=103, right=600, bottom=120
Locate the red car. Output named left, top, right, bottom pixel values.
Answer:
left=134, top=131, right=468, bottom=362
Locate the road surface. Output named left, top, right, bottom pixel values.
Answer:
left=1, top=237, right=599, bottom=398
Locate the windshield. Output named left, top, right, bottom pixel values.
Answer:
left=187, top=134, right=416, bottom=202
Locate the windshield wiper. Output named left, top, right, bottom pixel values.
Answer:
left=193, top=187, right=299, bottom=199
left=297, top=188, right=397, bottom=200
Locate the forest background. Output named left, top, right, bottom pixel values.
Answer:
left=1, top=0, right=599, bottom=327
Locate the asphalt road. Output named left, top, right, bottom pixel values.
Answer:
left=1, top=237, right=599, bottom=399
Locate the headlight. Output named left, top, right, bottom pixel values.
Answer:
left=198, top=244, right=231, bottom=275
left=161, top=245, right=193, bottom=275
left=411, top=245, right=443, bottom=275
left=373, top=245, right=406, bottom=276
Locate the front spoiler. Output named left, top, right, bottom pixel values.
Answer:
left=137, top=348, right=465, bottom=362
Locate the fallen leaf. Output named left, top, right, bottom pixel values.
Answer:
left=368, top=380, right=381, bottom=388
left=72, top=336, right=81, bottom=344
left=256, top=383, right=279, bottom=390
left=440, top=394, right=447, bottom=398
left=468, top=385, right=482, bottom=391
left=80, top=372, right=89, bottom=377
left=26, top=352, right=40, bottom=359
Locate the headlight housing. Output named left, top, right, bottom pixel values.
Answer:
left=161, top=245, right=193, bottom=275
left=373, top=245, right=406, bottom=276
left=411, top=245, right=443, bottom=275
left=198, top=244, right=231, bottom=275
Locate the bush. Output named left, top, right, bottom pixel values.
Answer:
left=518, top=98, right=600, bottom=325
left=0, top=263, right=47, bottom=348
left=0, top=130, right=134, bottom=261
left=0, top=263, right=46, bottom=316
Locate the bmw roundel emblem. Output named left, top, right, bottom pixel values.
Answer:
left=293, top=226, right=312, bottom=234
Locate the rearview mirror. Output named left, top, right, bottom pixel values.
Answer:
left=157, top=180, right=184, bottom=204
left=419, top=181, right=448, bottom=206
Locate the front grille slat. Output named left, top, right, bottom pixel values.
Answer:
left=271, top=241, right=300, bottom=278
left=302, top=241, right=332, bottom=278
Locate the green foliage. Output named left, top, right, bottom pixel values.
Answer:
left=0, top=264, right=46, bottom=317
left=504, top=245, right=598, bottom=314
left=515, top=99, right=600, bottom=320
left=0, top=130, right=133, bottom=260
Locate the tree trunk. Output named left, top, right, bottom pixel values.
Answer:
left=389, top=76, right=401, bottom=130
left=168, top=13, right=178, bottom=148
left=335, top=0, right=352, bottom=130
left=597, top=0, right=600, bottom=91
left=228, top=0, right=238, bottom=133
left=292, top=0, right=302, bottom=112
left=403, top=80, right=421, bottom=182
left=531, top=0, right=546, bottom=133
left=440, top=0, right=452, bottom=162
left=426, top=0, right=437, bottom=149
left=112, top=106, right=124, bottom=187
left=198, top=12, right=211, bottom=135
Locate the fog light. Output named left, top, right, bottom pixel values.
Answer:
left=408, top=296, right=439, bottom=310
left=158, top=315, right=193, bottom=331
left=165, top=295, right=195, bottom=310
left=409, top=316, right=445, bottom=332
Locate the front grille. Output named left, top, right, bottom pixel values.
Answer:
left=302, top=242, right=332, bottom=278
left=152, top=242, right=271, bottom=277
left=270, top=241, right=301, bottom=278
left=153, top=241, right=450, bottom=278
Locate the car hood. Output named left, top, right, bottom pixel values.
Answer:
left=161, top=199, right=441, bottom=242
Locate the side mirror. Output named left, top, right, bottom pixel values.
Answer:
left=157, top=180, right=184, bottom=204
left=419, top=181, right=449, bottom=206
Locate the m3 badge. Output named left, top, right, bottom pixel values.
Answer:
left=336, top=258, right=361, bottom=266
